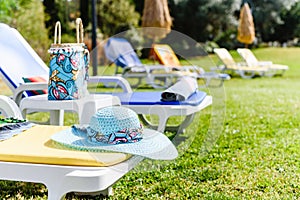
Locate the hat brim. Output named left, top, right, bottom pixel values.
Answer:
left=51, top=128, right=178, bottom=160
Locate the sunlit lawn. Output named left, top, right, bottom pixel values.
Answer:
left=1, top=47, right=300, bottom=199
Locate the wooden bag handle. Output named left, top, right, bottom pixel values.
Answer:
left=53, top=21, right=61, bottom=44
left=53, top=18, right=84, bottom=45
left=76, top=18, right=84, bottom=44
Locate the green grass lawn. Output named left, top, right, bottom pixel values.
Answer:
left=1, top=47, right=300, bottom=199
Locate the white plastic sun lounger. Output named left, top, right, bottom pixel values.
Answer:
left=0, top=23, right=49, bottom=105
left=0, top=95, right=143, bottom=200
left=88, top=76, right=212, bottom=133
left=237, top=48, right=288, bottom=76
left=0, top=23, right=211, bottom=134
left=213, top=48, right=268, bottom=78
left=0, top=156, right=141, bottom=200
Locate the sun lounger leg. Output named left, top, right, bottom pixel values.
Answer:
left=146, top=75, right=175, bottom=89
left=157, top=115, right=168, bottom=133
left=262, top=69, right=277, bottom=77
left=177, top=114, right=195, bottom=133
left=137, top=114, right=168, bottom=133
left=50, top=110, right=64, bottom=125
left=238, top=70, right=255, bottom=79
left=47, top=185, right=113, bottom=200
left=47, top=188, right=66, bottom=200
left=138, top=114, right=158, bottom=130
left=129, top=77, right=143, bottom=88
left=73, top=187, right=113, bottom=199
left=138, top=114, right=196, bottom=134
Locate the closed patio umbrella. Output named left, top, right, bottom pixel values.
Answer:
left=141, top=0, right=172, bottom=40
left=237, top=3, right=255, bottom=47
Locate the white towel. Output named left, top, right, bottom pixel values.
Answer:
left=161, top=77, right=198, bottom=101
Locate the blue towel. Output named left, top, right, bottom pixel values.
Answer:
left=112, top=90, right=206, bottom=106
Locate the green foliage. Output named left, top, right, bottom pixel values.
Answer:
left=14, top=0, right=50, bottom=61
left=273, top=1, right=300, bottom=43
left=44, top=0, right=77, bottom=38
left=170, top=0, right=211, bottom=42
left=0, top=0, right=19, bottom=23
left=169, top=0, right=237, bottom=47
left=251, top=0, right=287, bottom=42
left=167, top=0, right=299, bottom=46
left=98, top=0, right=140, bottom=37
left=0, top=0, right=50, bottom=61
left=202, top=41, right=219, bottom=53
left=213, top=29, right=238, bottom=50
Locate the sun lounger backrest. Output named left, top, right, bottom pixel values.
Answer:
left=0, top=23, right=48, bottom=91
left=152, top=44, right=181, bottom=66
left=237, top=48, right=259, bottom=66
left=213, top=48, right=237, bottom=66
left=104, top=38, right=143, bottom=68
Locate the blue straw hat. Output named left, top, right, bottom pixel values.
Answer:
left=51, top=106, right=178, bottom=160
left=84, top=106, right=143, bottom=144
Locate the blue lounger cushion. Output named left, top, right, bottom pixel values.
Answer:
left=112, top=90, right=207, bottom=106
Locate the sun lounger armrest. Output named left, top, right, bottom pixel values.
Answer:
left=236, top=62, right=248, bottom=66
left=146, top=65, right=169, bottom=70
left=13, top=83, right=48, bottom=105
left=258, top=61, right=273, bottom=66
left=129, top=65, right=171, bottom=73
left=88, top=76, right=133, bottom=93
left=210, top=65, right=225, bottom=71
left=148, top=65, right=172, bottom=73
left=0, top=95, right=23, bottom=118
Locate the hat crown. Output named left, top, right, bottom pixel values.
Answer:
left=89, top=106, right=141, bottom=135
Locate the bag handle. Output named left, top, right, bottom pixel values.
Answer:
left=54, top=21, right=61, bottom=44
left=53, top=18, right=84, bottom=45
left=76, top=18, right=84, bottom=44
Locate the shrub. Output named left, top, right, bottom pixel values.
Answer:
left=15, top=0, right=50, bottom=61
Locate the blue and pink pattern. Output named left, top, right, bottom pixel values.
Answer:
left=48, top=46, right=89, bottom=100
left=72, top=124, right=143, bottom=145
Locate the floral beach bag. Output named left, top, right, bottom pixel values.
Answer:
left=48, top=18, right=89, bottom=100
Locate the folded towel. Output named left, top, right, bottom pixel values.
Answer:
left=161, top=77, right=198, bottom=101
left=0, top=118, right=35, bottom=141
